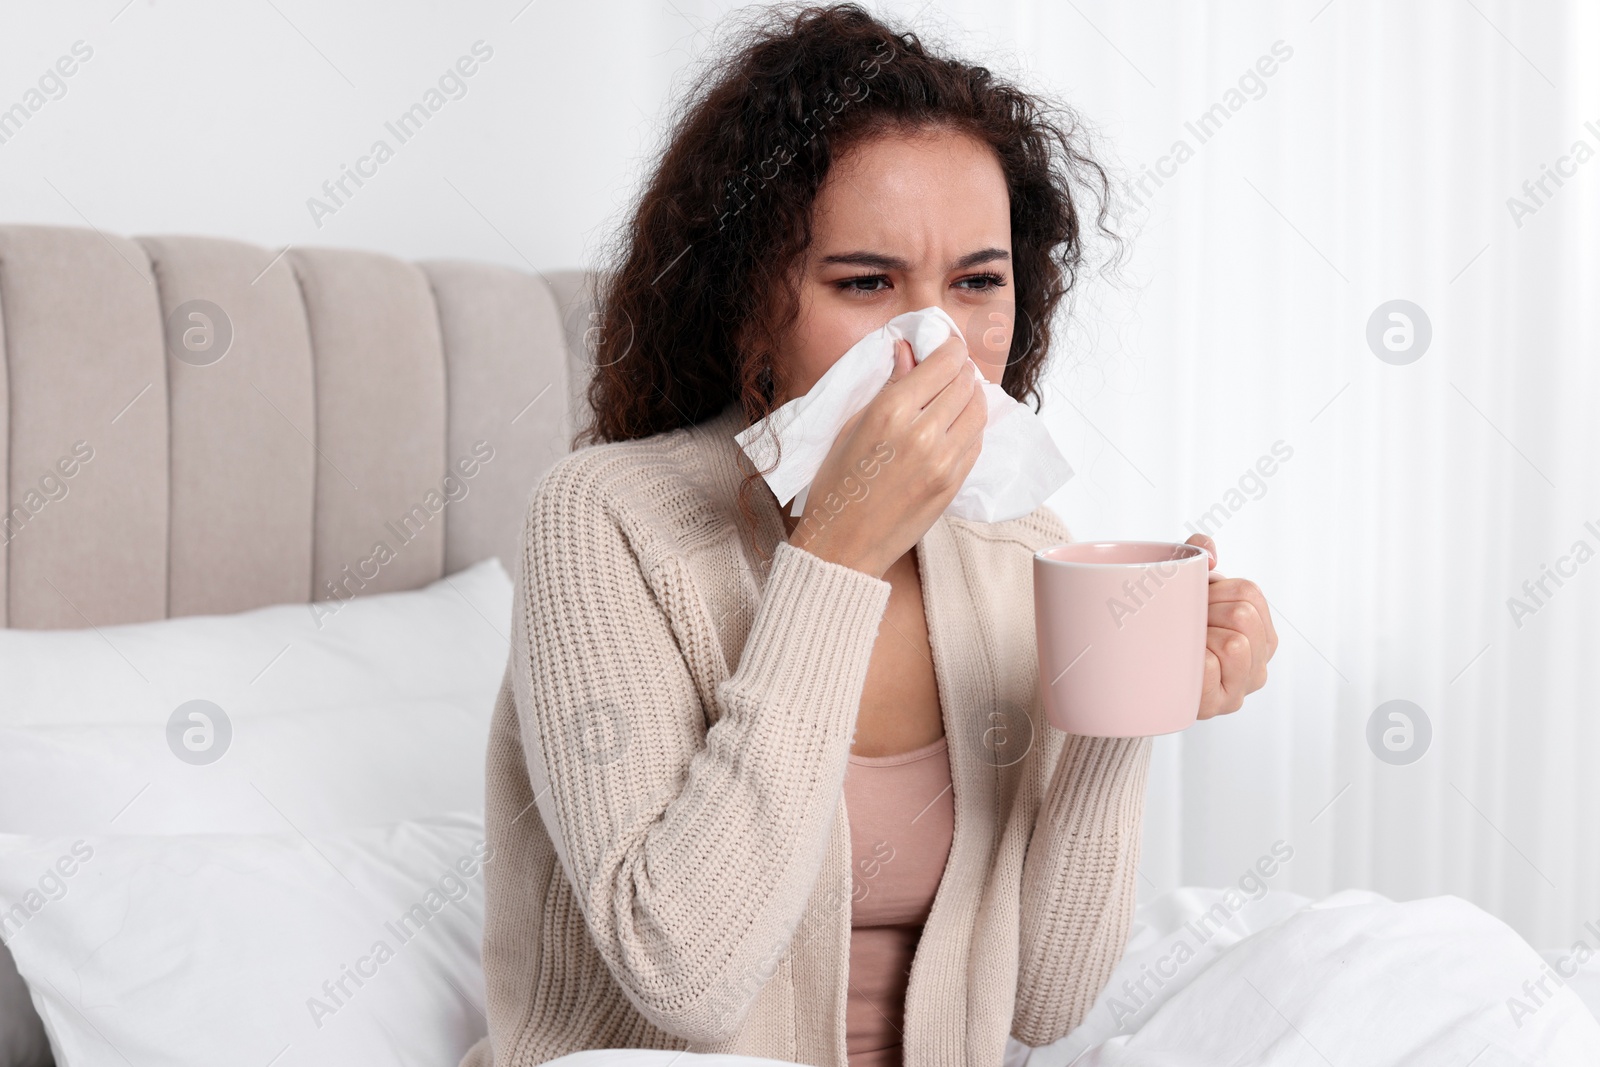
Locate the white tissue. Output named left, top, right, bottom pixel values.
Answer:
left=734, top=306, right=1074, bottom=523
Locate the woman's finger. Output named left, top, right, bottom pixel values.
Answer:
left=956, top=370, right=987, bottom=439
left=1206, top=576, right=1279, bottom=662
left=885, top=333, right=967, bottom=412
left=1207, top=597, right=1268, bottom=690
left=949, top=389, right=986, bottom=477
left=1200, top=624, right=1252, bottom=717
left=1185, top=532, right=1218, bottom=570
left=1199, top=645, right=1224, bottom=718
left=914, top=341, right=980, bottom=434
left=886, top=338, right=914, bottom=383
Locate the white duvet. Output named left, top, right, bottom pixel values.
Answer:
left=1024, top=888, right=1600, bottom=1066
left=538, top=889, right=1600, bottom=1067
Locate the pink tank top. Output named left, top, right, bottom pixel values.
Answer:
left=841, top=734, right=955, bottom=1066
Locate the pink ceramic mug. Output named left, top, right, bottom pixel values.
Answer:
left=1034, top=541, right=1209, bottom=737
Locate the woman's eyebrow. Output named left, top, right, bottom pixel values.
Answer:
left=818, top=251, right=909, bottom=270
left=951, top=247, right=1010, bottom=269
left=818, top=248, right=1012, bottom=270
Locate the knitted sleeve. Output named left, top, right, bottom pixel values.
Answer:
left=1009, top=733, right=1153, bottom=1045
left=509, top=454, right=891, bottom=1045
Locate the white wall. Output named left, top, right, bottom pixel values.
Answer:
left=0, top=0, right=749, bottom=270
left=4, top=0, right=1597, bottom=948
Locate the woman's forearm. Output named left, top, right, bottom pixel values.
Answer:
left=1010, top=733, right=1153, bottom=1046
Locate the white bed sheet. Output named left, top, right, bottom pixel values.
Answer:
left=531, top=889, right=1600, bottom=1067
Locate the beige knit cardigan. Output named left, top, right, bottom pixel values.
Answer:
left=459, top=403, right=1152, bottom=1067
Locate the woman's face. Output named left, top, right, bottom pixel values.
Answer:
left=771, top=125, right=1016, bottom=404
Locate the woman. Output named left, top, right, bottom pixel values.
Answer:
left=462, top=6, right=1276, bottom=1066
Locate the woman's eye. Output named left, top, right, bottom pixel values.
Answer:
left=833, top=272, right=1007, bottom=294
left=956, top=273, right=1007, bottom=292
left=836, top=274, right=890, bottom=293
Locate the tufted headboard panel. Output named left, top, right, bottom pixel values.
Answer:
left=0, top=224, right=597, bottom=629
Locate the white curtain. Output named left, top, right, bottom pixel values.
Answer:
left=859, top=0, right=1598, bottom=948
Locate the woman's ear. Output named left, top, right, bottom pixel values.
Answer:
left=738, top=319, right=783, bottom=407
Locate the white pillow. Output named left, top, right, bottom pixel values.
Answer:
left=0, top=814, right=489, bottom=1067
left=0, top=558, right=512, bottom=1067
left=0, top=700, right=491, bottom=836
left=0, top=557, right=509, bottom=837
left=0, top=556, right=511, bottom=727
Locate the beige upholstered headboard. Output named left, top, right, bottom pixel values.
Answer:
left=0, top=224, right=596, bottom=629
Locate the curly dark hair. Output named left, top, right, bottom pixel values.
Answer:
left=576, top=2, right=1117, bottom=545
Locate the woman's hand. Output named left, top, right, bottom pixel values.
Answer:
left=786, top=335, right=987, bottom=579
left=1185, top=533, right=1277, bottom=718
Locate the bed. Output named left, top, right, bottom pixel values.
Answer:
left=0, top=222, right=593, bottom=1066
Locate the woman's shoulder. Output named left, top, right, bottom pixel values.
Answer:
left=520, top=416, right=736, bottom=556
left=528, top=429, right=685, bottom=509
left=947, top=505, right=1074, bottom=555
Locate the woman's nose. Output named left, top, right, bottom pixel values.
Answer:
left=899, top=281, right=946, bottom=316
